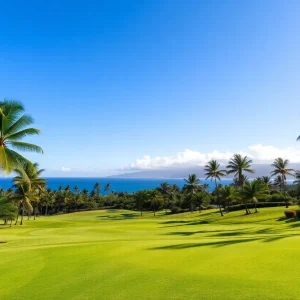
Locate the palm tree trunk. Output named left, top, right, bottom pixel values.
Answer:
left=20, top=201, right=25, bottom=225
left=244, top=201, right=250, bottom=215
left=10, top=219, right=12, bottom=227
left=45, top=203, right=48, bottom=216
left=215, top=179, right=223, bottom=216
left=15, top=203, right=21, bottom=225
left=254, top=202, right=257, bottom=213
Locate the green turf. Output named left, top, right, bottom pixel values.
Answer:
left=1, top=207, right=300, bottom=300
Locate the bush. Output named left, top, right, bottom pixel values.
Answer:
left=170, top=206, right=182, bottom=214
left=296, top=210, right=300, bottom=219
left=284, top=210, right=296, bottom=218
left=228, top=202, right=292, bottom=212
left=267, top=193, right=296, bottom=204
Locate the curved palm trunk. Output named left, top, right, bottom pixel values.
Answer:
left=215, top=179, right=223, bottom=216
left=20, top=201, right=25, bottom=225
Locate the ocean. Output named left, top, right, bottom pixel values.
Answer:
left=0, top=177, right=234, bottom=193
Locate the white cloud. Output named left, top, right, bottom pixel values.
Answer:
left=127, top=144, right=300, bottom=170
left=61, top=167, right=71, bottom=172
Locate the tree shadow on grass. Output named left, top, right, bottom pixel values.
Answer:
left=97, top=213, right=137, bottom=220
left=150, top=238, right=261, bottom=250
left=164, top=230, right=224, bottom=236
left=263, top=233, right=299, bottom=242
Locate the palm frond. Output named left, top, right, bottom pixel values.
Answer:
left=6, top=127, right=40, bottom=141
left=9, top=141, right=44, bottom=154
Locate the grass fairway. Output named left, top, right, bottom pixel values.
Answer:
left=1, top=207, right=300, bottom=300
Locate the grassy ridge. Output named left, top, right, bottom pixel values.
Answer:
left=1, top=207, right=300, bottom=299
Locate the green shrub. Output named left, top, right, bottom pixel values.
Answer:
left=284, top=210, right=296, bottom=218
left=228, top=202, right=291, bottom=212
left=170, top=206, right=181, bottom=214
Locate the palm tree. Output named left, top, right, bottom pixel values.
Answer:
left=0, top=100, right=43, bottom=174
left=41, top=189, right=55, bottom=216
left=271, top=158, right=294, bottom=191
left=183, top=174, right=201, bottom=212
left=227, top=154, right=254, bottom=186
left=220, top=185, right=239, bottom=212
left=273, top=175, right=284, bottom=190
left=94, top=183, right=101, bottom=196
left=205, top=160, right=227, bottom=216
left=294, top=171, right=300, bottom=185
left=104, top=183, right=111, bottom=194
left=156, top=182, right=170, bottom=213
left=12, top=162, right=46, bottom=225
left=241, top=180, right=270, bottom=213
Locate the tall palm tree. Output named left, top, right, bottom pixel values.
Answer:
left=0, top=100, right=43, bottom=174
left=104, top=183, right=111, bottom=194
left=94, top=183, right=101, bottom=196
left=273, top=175, right=284, bottom=190
left=241, top=180, right=270, bottom=213
left=271, top=158, right=294, bottom=191
left=205, top=160, right=226, bottom=216
left=227, top=154, right=254, bottom=186
left=41, top=189, right=55, bottom=216
left=183, top=174, right=201, bottom=212
left=12, top=162, right=46, bottom=225
left=156, top=182, right=170, bottom=213
left=294, top=171, right=300, bottom=185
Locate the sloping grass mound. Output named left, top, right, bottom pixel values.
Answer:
left=1, top=207, right=300, bottom=300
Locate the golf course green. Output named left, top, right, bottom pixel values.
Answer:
left=1, top=207, right=300, bottom=300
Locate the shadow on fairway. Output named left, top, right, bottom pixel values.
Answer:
left=98, top=213, right=137, bottom=220
left=150, top=238, right=261, bottom=250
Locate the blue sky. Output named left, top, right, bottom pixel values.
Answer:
left=1, top=0, right=300, bottom=176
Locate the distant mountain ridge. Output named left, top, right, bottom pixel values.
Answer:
left=111, top=164, right=299, bottom=179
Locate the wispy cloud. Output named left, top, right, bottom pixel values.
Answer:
left=61, top=167, right=71, bottom=172
left=126, top=144, right=300, bottom=170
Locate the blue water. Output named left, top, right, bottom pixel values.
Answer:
left=0, top=178, right=234, bottom=193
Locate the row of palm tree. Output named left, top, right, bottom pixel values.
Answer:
left=183, top=154, right=298, bottom=215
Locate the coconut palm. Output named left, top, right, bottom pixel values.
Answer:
left=271, top=158, right=294, bottom=191
left=104, top=183, right=111, bottom=194
left=12, top=162, right=46, bottom=225
left=220, top=185, right=239, bottom=212
left=183, top=174, right=201, bottom=212
left=273, top=175, right=284, bottom=189
left=241, top=180, right=270, bottom=213
left=227, top=154, right=254, bottom=186
left=205, top=160, right=227, bottom=216
left=0, top=100, right=43, bottom=174
left=294, top=171, right=300, bottom=185
left=41, top=189, right=55, bottom=216
left=94, top=183, right=101, bottom=196
left=156, top=182, right=170, bottom=213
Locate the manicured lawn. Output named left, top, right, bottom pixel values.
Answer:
left=1, top=207, right=300, bottom=299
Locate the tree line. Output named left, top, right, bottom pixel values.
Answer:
left=1, top=100, right=300, bottom=225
